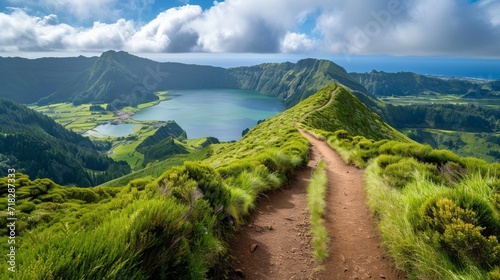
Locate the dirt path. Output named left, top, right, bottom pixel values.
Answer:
left=228, top=88, right=403, bottom=279
left=228, top=140, right=321, bottom=280
left=228, top=130, right=403, bottom=279
left=300, top=130, right=403, bottom=279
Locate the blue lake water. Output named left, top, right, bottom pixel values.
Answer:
left=133, top=89, right=286, bottom=141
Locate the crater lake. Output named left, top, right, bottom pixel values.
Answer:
left=133, top=89, right=286, bottom=141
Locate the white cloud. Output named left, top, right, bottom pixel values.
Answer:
left=125, top=5, right=201, bottom=52
left=188, top=0, right=315, bottom=52
left=280, top=32, right=317, bottom=53
left=0, top=9, right=73, bottom=51
left=65, top=19, right=135, bottom=51
left=1, top=0, right=500, bottom=57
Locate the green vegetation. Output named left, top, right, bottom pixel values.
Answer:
left=300, top=86, right=407, bottom=142
left=306, top=160, right=329, bottom=266
left=134, top=121, right=190, bottom=167
left=406, top=128, right=500, bottom=163
left=351, top=70, right=500, bottom=163
left=302, top=109, right=500, bottom=278
left=0, top=83, right=334, bottom=279
left=1, top=51, right=370, bottom=109
left=379, top=94, right=500, bottom=109
left=4, top=74, right=500, bottom=279
left=0, top=170, right=227, bottom=279
left=138, top=137, right=188, bottom=167
left=8, top=50, right=500, bottom=160
left=30, top=102, right=116, bottom=133
left=230, top=58, right=366, bottom=106
left=0, top=98, right=130, bottom=187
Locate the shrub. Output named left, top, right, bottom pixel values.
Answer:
left=18, top=201, right=36, bottom=213
left=66, top=188, right=99, bottom=203
left=127, top=178, right=154, bottom=190
left=489, top=267, right=500, bottom=280
left=420, top=196, right=500, bottom=268
left=426, top=149, right=462, bottom=166
left=382, top=158, right=440, bottom=189
left=377, top=155, right=403, bottom=169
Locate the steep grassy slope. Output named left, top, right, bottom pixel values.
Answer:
left=0, top=98, right=130, bottom=186
left=4, top=83, right=500, bottom=279
left=300, top=86, right=407, bottom=142
left=299, top=88, right=500, bottom=279
left=0, top=84, right=336, bottom=280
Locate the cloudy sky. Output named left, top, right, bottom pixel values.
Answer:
left=0, top=0, right=499, bottom=58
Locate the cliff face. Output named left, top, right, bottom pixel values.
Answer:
left=229, top=58, right=369, bottom=106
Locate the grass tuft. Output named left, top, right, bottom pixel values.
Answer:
left=306, top=160, right=329, bottom=265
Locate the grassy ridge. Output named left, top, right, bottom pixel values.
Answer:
left=0, top=85, right=335, bottom=279
left=298, top=85, right=500, bottom=278
left=300, top=86, right=407, bottom=142
left=306, top=160, right=329, bottom=266
left=303, top=111, right=500, bottom=278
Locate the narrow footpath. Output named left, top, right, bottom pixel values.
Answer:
left=228, top=88, right=403, bottom=279
left=228, top=129, right=403, bottom=279
left=300, top=130, right=403, bottom=279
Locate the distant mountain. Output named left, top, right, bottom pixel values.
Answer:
left=0, top=51, right=368, bottom=108
left=229, top=58, right=369, bottom=106
left=0, top=51, right=237, bottom=108
left=351, top=70, right=500, bottom=97
left=2, top=51, right=498, bottom=136
left=0, top=56, right=96, bottom=104
left=0, top=98, right=130, bottom=186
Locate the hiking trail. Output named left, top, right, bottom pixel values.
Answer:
left=228, top=90, right=404, bottom=279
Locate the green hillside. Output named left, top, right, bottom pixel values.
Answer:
left=299, top=89, right=500, bottom=279
left=0, top=83, right=330, bottom=280
left=0, top=84, right=402, bottom=278
left=0, top=56, right=96, bottom=104
left=0, top=98, right=130, bottom=186
left=0, top=51, right=368, bottom=109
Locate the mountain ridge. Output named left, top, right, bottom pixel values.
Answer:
left=0, top=51, right=369, bottom=108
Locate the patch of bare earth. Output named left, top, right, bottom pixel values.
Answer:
left=228, top=129, right=404, bottom=280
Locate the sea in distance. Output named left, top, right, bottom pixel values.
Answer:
left=133, top=89, right=286, bottom=142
